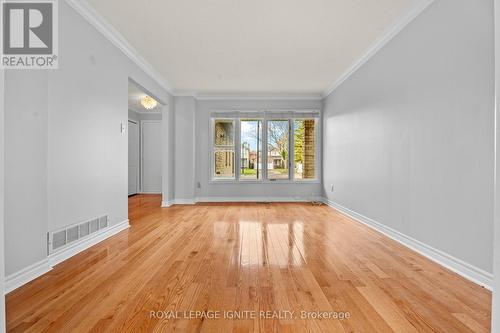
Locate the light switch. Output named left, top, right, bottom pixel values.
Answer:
left=121, top=123, right=126, bottom=134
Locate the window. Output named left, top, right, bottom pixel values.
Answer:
left=213, top=119, right=235, bottom=179
left=211, top=111, right=319, bottom=182
left=240, top=120, right=262, bottom=180
left=267, top=120, right=289, bottom=180
left=293, top=119, right=316, bottom=180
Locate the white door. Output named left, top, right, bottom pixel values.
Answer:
left=141, top=121, right=162, bottom=193
left=128, top=120, right=139, bottom=195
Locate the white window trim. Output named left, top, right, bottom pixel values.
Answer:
left=209, top=110, right=321, bottom=184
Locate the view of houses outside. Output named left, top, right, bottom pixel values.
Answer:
left=214, top=118, right=316, bottom=180
left=267, top=120, right=290, bottom=179
left=240, top=120, right=262, bottom=180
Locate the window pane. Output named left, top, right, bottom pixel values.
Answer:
left=267, top=120, right=289, bottom=180
left=240, top=120, right=262, bottom=180
left=214, top=120, right=234, bottom=146
left=214, top=149, right=235, bottom=179
left=214, top=119, right=235, bottom=179
left=294, top=119, right=316, bottom=180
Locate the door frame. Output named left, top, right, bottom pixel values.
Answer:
left=128, top=119, right=140, bottom=196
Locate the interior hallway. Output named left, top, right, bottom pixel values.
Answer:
left=6, top=195, right=492, bottom=332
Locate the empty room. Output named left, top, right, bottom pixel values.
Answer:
left=1, top=0, right=500, bottom=332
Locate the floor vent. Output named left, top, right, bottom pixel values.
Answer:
left=48, top=215, right=109, bottom=255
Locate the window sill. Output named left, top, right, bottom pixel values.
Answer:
left=208, top=179, right=321, bottom=185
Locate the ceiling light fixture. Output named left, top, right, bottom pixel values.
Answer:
left=141, top=95, right=158, bottom=110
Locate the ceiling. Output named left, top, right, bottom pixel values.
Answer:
left=129, top=81, right=161, bottom=113
left=88, top=0, right=423, bottom=97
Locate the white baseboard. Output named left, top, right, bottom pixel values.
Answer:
left=172, top=198, right=197, bottom=205
left=161, top=198, right=197, bottom=206
left=323, top=198, right=493, bottom=290
left=48, top=220, right=130, bottom=267
left=196, top=196, right=323, bottom=203
left=5, top=220, right=130, bottom=294
left=161, top=196, right=323, bottom=206
left=161, top=200, right=173, bottom=207
left=5, top=259, right=52, bottom=294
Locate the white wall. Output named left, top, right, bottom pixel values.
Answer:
left=0, top=68, right=6, bottom=330
left=195, top=99, right=323, bottom=200
left=129, top=110, right=162, bottom=122
left=493, top=0, right=500, bottom=330
left=162, top=99, right=175, bottom=204
left=128, top=110, right=139, bottom=122
left=5, top=71, right=48, bottom=276
left=4, top=1, right=173, bottom=277
left=323, top=0, right=494, bottom=276
left=174, top=97, right=196, bottom=201
left=46, top=1, right=170, bottom=232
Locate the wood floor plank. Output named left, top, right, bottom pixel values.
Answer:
left=6, top=195, right=492, bottom=332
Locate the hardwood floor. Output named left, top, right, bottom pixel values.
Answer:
left=6, top=195, right=491, bottom=332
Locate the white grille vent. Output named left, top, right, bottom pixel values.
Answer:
left=67, top=226, right=79, bottom=243
left=53, top=230, right=67, bottom=250
left=90, top=219, right=99, bottom=233
left=99, top=216, right=108, bottom=229
left=80, top=222, right=90, bottom=237
left=48, top=215, right=109, bottom=254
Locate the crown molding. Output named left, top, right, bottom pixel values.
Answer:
left=129, top=108, right=161, bottom=115
left=171, top=90, right=323, bottom=100
left=172, top=90, right=199, bottom=98
left=193, top=94, right=323, bottom=101
left=66, top=0, right=174, bottom=94
left=67, top=0, right=434, bottom=101
left=322, top=0, right=435, bottom=98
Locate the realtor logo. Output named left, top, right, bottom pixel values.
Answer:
left=1, top=0, right=58, bottom=69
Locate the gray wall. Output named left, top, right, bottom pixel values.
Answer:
left=493, top=0, right=500, bottom=330
left=195, top=99, right=323, bottom=200
left=0, top=68, right=6, bottom=329
left=47, top=1, right=170, bottom=232
left=128, top=110, right=139, bottom=122
left=5, top=71, right=48, bottom=275
left=162, top=98, right=175, bottom=203
left=128, top=110, right=162, bottom=122
left=174, top=97, right=196, bottom=201
left=323, top=0, right=494, bottom=273
left=4, top=1, right=173, bottom=276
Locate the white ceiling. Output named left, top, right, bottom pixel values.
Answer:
left=88, top=0, right=423, bottom=96
left=128, top=81, right=161, bottom=113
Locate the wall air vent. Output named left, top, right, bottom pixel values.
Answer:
left=52, top=230, right=67, bottom=250
left=99, top=216, right=108, bottom=229
left=90, top=219, right=99, bottom=233
left=47, top=215, right=109, bottom=255
left=67, top=226, right=79, bottom=243
left=80, top=221, right=90, bottom=237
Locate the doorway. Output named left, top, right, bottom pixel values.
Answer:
left=128, top=80, right=163, bottom=196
